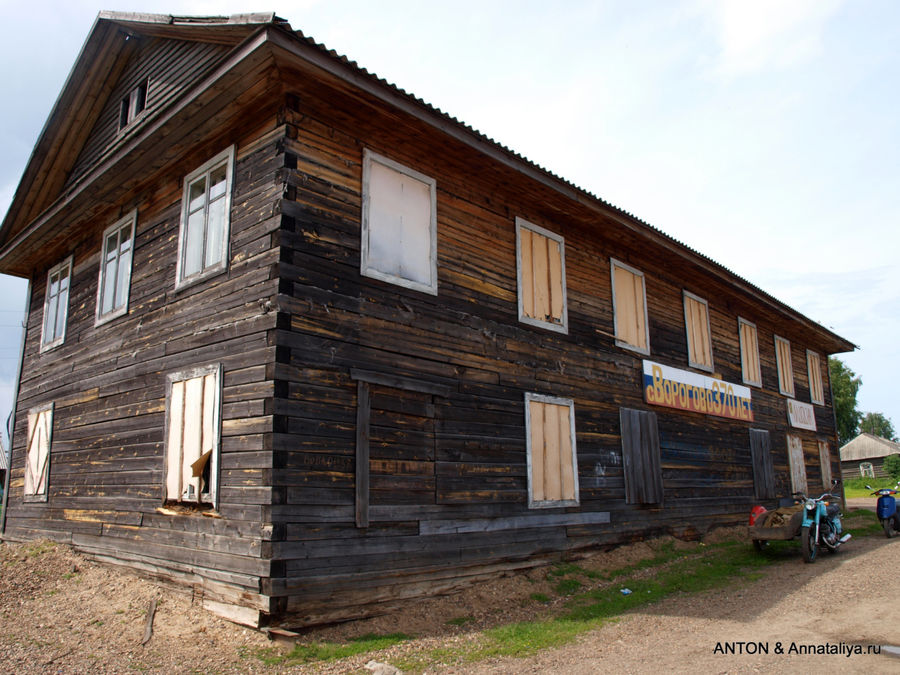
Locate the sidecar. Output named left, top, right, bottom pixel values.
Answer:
left=748, top=504, right=804, bottom=551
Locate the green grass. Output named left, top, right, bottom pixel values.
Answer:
left=529, top=592, right=551, bottom=603
left=843, top=476, right=898, bottom=498
left=446, top=616, right=474, bottom=627
left=553, top=577, right=583, bottom=595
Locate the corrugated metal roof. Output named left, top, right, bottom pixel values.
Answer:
left=840, top=433, right=900, bottom=461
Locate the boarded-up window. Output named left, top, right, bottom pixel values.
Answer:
left=739, top=318, right=762, bottom=387
left=807, top=350, right=824, bottom=405
left=526, top=394, right=578, bottom=508
left=749, top=429, right=775, bottom=499
left=818, top=440, right=832, bottom=489
left=41, top=257, right=72, bottom=351
left=611, top=259, right=649, bottom=353
left=96, top=211, right=135, bottom=324
left=24, top=403, right=53, bottom=501
left=683, top=291, right=713, bottom=371
left=176, top=146, right=234, bottom=288
left=165, top=365, right=221, bottom=506
left=517, top=218, right=567, bottom=333
left=775, top=336, right=794, bottom=397
left=361, top=149, right=437, bottom=295
left=620, top=408, right=663, bottom=505
left=786, top=434, right=807, bottom=496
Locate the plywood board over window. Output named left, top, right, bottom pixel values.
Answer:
left=738, top=318, right=762, bottom=387
left=787, top=434, right=808, bottom=496
left=516, top=218, right=567, bottom=333
left=165, top=364, right=222, bottom=507
left=775, top=335, right=795, bottom=397
left=24, top=403, right=54, bottom=502
left=361, top=149, right=437, bottom=295
left=818, top=440, right=833, bottom=489
left=611, top=259, right=649, bottom=353
left=807, top=350, right=824, bottom=405
left=749, top=429, right=775, bottom=499
left=683, top=291, right=713, bottom=372
left=525, top=393, right=578, bottom=508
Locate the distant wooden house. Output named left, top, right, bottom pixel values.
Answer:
left=840, top=433, right=900, bottom=480
left=0, top=12, right=854, bottom=628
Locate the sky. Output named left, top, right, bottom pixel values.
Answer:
left=0, top=0, right=898, bottom=449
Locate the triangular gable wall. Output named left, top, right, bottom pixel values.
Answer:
left=66, top=36, right=232, bottom=188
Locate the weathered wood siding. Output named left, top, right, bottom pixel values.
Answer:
left=66, top=37, right=232, bottom=188
left=5, top=122, right=284, bottom=619
left=268, top=82, right=842, bottom=623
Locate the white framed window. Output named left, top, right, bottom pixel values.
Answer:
left=361, top=149, right=437, bottom=295
left=24, top=403, right=54, bottom=502
left=516, top=218, right=567, bottom=333
left=41, top=256, right=72, bottom=352
left=95, top=211, right=136, bottom=325
left=683, top=291, right=713, bottom=372
left=774, top=335, right=795, bottom=397
left=119, top=79, right=148, bottom=130
left=164, top=364, right=222, bottom=507
left=807, top=350, right=824, bottom=405
left=738, top=318, right=762, bottom=387
left=610, top=258, right=649, bottom=353
left=175, top=146, right=235, bottom=289
left=525, top=393, right=578, bottom=508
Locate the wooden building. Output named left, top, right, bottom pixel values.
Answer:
left=0, top=12, right=854, bottom=627
left=839, top=433, right=900, bottom=480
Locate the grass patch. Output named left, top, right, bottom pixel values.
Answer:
left=25, top=541, right=56, bottom=558
left=553, top=577, right=583, bottom=595
left=843, top=476, right=897, bottom=498
left=843, top=508, right=884, bottom=536
left=446, top=616, right=474, bottom=627
left=247, top=632, right=411, bottom=666
left=548, top=562, right=584, bottom=578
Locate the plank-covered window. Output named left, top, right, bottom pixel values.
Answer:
left=41, top=256, right=72, bottom=352
left=738, top=318, right=762, bottom=387
left=683, top=291, right=713, bottom=371
left=786, top=434, right=808, bottom=496
left=361, top=149, right=437, bottom=295
left=516, top=218, right=567, bottom=333
left=95, top=211, right=136, bottom=324
left=620, top=408, right=663, bottom=505
left=611, top=259, right=649, bottom=353
left=165, top=364, right=221, bottom=506
left=526, top=393, right=578, bottom=508
left=818, top=440, right=832, bottom=489
left=749, top=429, right=775, bottom=500
left=807, top=350, right=824, bottom=405
left=774, top=335, right=794, bottom=397
left=24, top=403, right=53, bottom=501
left=176, top=146, right=234, bottom=288
left=119, top=79, right=147, bottom=130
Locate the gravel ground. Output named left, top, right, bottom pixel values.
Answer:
left=1, top=501, right=898, bottom=674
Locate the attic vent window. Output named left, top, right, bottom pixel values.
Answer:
left=119, top=80, right=147, bottom=130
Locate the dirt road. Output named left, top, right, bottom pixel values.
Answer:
left=454, top=533, right=900, bottom=674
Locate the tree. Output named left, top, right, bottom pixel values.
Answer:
left=859, top=412, right=898, bottom=442
left=829, top=357, right=861, bottom=446
left=884, top=454, right=900, bottom=482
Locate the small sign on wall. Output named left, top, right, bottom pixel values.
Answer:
left=787, top=399, right=817, bottom=431
left=642, top=360, right=753, bottom=421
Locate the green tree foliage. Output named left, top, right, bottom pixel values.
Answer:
left=829, top=357, right=861, bottom=446
left=883, top=454, right=900, bottom=481
left=859, top=412, right=898, bottom=442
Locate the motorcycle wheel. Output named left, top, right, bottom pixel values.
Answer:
left=801, top=525, right=817, bottom=563
left=752, top=539, right=768, bottom=552
left=885, top=519, right=897, bottom=539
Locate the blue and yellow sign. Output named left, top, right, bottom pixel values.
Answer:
left=643, top=360, right=753, bottom=421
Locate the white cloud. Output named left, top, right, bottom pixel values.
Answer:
left=700, top=0, right=845, bottom=79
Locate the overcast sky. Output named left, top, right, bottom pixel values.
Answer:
left=1, top=0, right=898, bottom=448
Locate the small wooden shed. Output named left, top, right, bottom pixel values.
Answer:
left=0, top=12, right=854, bottom=627
left=839, top=433, right=900, bottom=479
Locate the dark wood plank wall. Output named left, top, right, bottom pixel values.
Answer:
left=66, top=37, right=232, bottom=188
left=268, top=79, right=842, bottom=623
left=5, top=116, right=284, bottom=615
